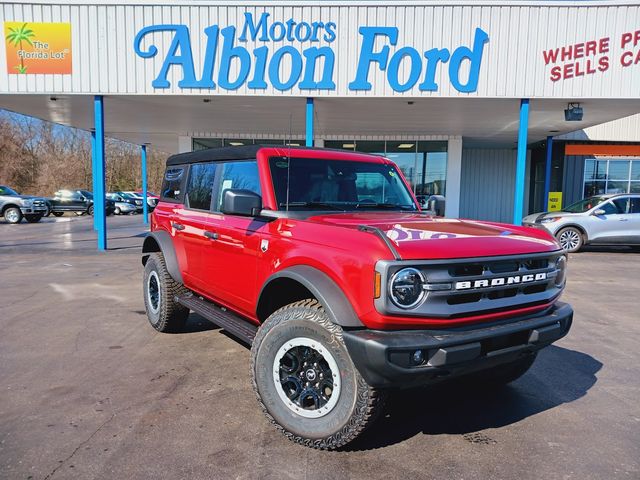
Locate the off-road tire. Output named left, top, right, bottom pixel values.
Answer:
left=251, top=299, right=385, bottom=450
left=143, top=252, right=189, bottom=332
left=556, top=227, right=583, bottom=253
left=465, top=353, right=537, bottom=387
left=52, top=211, right=64, bottom=217
left=25, top=214, right=42, bottom=223
left=4, top=207, right=23, bottom=224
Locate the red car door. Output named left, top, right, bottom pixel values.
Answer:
left=198, top=160, right=264, bottom=318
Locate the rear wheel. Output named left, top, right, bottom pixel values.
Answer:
left=114, top=206, right=121, bottom=215
left=4, top=207, right=22, bottom=224
left=143, top=252, right=189, bottom=332
left=251, top=299, right=385, bottom=450
left=87, top=205, right=94, bottom=216
left=25, top=214, right=42, bottom=223
left=52, top=211, right=64, bottom=217
left=556, top=227, right=583, bottom=253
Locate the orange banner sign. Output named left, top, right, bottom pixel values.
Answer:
left=4, top=22, right=71, bottom=74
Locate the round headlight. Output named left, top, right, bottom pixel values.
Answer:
left=389, top=268, right=426, bottom=308
left=555, top=255, right=567, bottom=287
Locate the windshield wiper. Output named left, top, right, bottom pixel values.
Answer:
left=355, top=203, right=416, bottom=210
left=279, top=201, right=344, bottom=211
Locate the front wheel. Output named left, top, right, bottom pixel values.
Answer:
left=143, top=252, right=189, bottom=332
left=556, top=227, right=583, bottom=253
left=52, top=211, right=64, bottom=217
left=251, top=299, right=385, bottom=450
left=25, top=214, right=42, bottom=223
left=87, top=205, right=94, bottom=216
left=4, top=207, right=23, bottom=224
left=114, top=206, right=121, bottom=215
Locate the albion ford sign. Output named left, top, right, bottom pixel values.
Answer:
left=133, top=12, right=489, bottom=93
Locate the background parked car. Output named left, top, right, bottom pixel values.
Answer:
left=133, top=190, right=159, bottom=211
left=523, top=194, right=640, bottom=252
left=48, top=189, right=115, bottom=217
left=112, top=191, right=143, bottom=213
left=0, top=185, right=48, bottom=223
left=106, top=193, right=138, bottom=215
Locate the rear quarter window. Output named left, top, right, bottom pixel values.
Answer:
left=161, top=166, right=186, bottom=203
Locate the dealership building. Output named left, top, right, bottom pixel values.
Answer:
left=1, top=0, right=639, bottom=248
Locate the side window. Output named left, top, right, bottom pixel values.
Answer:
left=161, top=166, right=186, bottom=202
left=630, top=198, right=640, bottom=214
left=186, top=162, right=217, bottom=210
left=599, top=201, right=619, bottom=215
left=214, top=160, right=261, bottom=211
left=612, top=198, right=630, bottom=214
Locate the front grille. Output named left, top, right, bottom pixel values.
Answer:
left=376, top=252, right=564, bottom=319
left=32, top=200, right=46, bottom=207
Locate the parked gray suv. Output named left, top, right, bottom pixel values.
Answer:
left=523, top=194, right=640, bottom=252
left=0, top=185, right=49, bottom=224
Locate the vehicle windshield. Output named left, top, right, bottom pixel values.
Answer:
left=269, top=157, right=417, bottom=211
left=563, top=196, right=608, bottom=213
left=119, top=192, right=136, bottom=199
left=79, top=190, right=93, bottom=199
left=0, top=186, right=19, bottom=196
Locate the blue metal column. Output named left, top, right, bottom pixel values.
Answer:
left=305, top=98, right=314, bottom=147
left=93, top=95, right=107, bottom=250
left=543, top=135, right=553, bottom=212
left=513, top=99, right=530, bottom=225
left=141, top=144, right=149, bottom=225
left=91, top=129, right=98, bottom=231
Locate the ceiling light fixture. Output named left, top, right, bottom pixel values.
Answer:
left=229, top=141, right=244, bottom=146
left=398, top=143, right=415, bottom=149
left=342, top=143, right=355, bottom=148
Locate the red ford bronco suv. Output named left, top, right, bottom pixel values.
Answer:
left=142, top=145, right=572, bottom=449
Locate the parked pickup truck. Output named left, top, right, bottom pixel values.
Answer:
left=0, top=185, right=49, bottom=223
left=48, top=189, right=115, bottom=217
left=141, top=145, right=573, bottom=450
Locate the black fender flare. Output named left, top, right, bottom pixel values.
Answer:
left=141, top=230, right=184, bottom=284
left=259, top=265, right=363, bottom=328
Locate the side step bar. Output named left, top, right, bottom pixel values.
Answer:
left=176, top=293, right=258, bottom=344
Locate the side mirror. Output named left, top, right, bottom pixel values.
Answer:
left=426, top=195, right=446, bottom=217
left=222, top=189, right=262, bottom=216
left=593, top=209, right=606, bottom=216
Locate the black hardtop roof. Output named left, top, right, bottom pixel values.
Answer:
left=167, top=145, right=304, bottom=166
left=165, top=144, right=384, bottom=166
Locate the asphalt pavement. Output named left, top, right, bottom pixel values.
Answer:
left=0, top=215, right=638, bottom=479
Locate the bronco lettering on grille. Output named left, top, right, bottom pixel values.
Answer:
left=455, top=272, right=548, bottom=290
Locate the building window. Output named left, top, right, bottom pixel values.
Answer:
left=323, top=140, right=448, bottom=196
left=583, top=158, right=640, bottom=197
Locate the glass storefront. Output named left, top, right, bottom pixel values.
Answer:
left=193, top=138, right=448, bottom=199
left=324, top=140, right=448, bottom=197
left=583, top=158, right=640, bottom=197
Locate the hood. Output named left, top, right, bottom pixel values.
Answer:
left=7, top=194, right=46, bottom=201
left=306, top=212, right=559, bottom=260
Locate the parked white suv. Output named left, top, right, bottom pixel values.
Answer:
left=523, top=194, right=640, bottom=252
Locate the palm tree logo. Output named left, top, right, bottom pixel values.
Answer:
left=6, top=23, right=35, bottom=74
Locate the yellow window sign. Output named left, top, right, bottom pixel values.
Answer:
left=548, top=192, right=563, bottom=212
left=4, top=22, right=71, bottom=74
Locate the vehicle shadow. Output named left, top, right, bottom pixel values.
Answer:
left=175, top=313, right=220, bottom=334
left=578, top=245, right=639, bottom=254
left=345, top=345, right=601, bottom=451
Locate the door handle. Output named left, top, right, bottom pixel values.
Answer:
left=204, top=230, right=219, bottom=240
left=619, top=218, right=629, bottom=222
left=172, top=222, right=185, bottom=231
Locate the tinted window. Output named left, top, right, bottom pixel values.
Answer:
left=186, top=162, right=217, bottom=210
left=612, top=198, right=631, bottom=214
left=214, top=161, right=261, bottom=211
left=600, top=201, right=619, bottom=215
left=161, top=167, right=186, bottom=202
left=630, top=198, right=640, bottom=214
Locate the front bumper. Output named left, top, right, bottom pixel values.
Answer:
left=20, top=205, right=47, bottom=214
left=342, top=302, right=573, bottom=388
